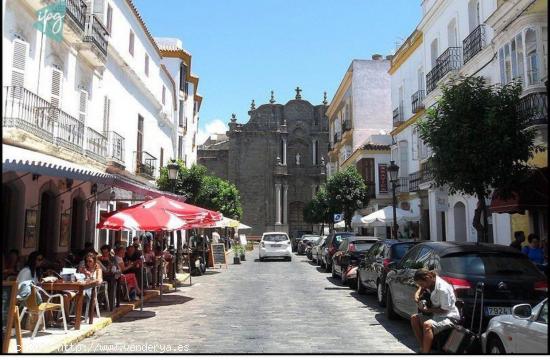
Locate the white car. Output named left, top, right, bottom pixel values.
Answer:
left=482, top=298, right=548, bottom=354
left=259, top=232, right=292, bottom=261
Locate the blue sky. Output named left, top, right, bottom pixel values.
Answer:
left=134, top=0, right=421, bottom=144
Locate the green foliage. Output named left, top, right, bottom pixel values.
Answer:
left=157, top=161, right=243, bottom=220
left=417, top=76, right=542, bottom=241
left=325, top=166, right=370, bottom=231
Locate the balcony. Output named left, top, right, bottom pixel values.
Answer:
left=393, top=105, right=404, bottom=127
left=411, top=90, right=425, bottom=113
left=426, top=47, right=462, bottom=94
left=518, top=92, right=548, bottom=127
left=342, top=119, right=352, bottom=133
left=3, top=86, right=83, bottom=152
left=63, top=0, right=87, bottom=41
left=136, top=151, right=157, bottom=179
left=420, top=161, right=433, bottom=185
left=408, top=170, right=422, bottom=192
left=397, top=177, right=409, bottom=193
left=463, top=24, right=486, bottom=65
left=82, top=14, right=109, bottom=66
left=107, top=131, right=125, bottom=166
left=333, top=132, right=341, bottom=144
left=85, top=127, right=107, bottom=163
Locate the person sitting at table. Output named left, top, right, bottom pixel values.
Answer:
left=98, top=245, right=120, bottom=308
left=125, top=245, right=144, bottom=291
left=16, top=251, right=44, bottom=286
left=114, top=246, right=141, bottom=300
left=3, top=248, right=23, bottom=280
left=143, top=243, right=156, bottom=288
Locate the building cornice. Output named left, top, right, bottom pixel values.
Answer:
left=389, top=30, right=423, bottom=75
left=326, top=67, right=353, bottom=119
left=390, top=109, right=426, bottom=136
left=160, top=49, right=201, bottom=97
left=125, top=0, right=162, bottom=58
left=417, top=0, right=447, bottom=31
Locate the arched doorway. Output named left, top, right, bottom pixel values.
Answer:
left=70, top=197, right=86, bottom=254
left=39, top=191, right=57, bottom=257
left=453, top=202, right=467, bottom=242
left=288, top=201, right=306, bottom=238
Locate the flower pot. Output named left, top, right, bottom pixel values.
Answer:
left=240, top=253, right=246, bottom=261
left=233, top=256, right=241, bottom=265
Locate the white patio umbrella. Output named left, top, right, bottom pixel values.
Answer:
left=237, top=223, right=252, bottom=230
left=358, top=206, right=418, bottom=227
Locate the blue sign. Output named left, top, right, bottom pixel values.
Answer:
left=333, top=213, right=343, bottom=222
left=33, top=1, right=66, bottom=42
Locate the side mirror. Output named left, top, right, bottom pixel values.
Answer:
left=512, top=304, right=532, bottom=319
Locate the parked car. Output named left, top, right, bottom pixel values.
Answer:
left=306, top=237, right=323, bottom=261
left=297, top=235, right=321, bottom=255
left=322, top=232, right=354, bottom=272
left=259, top=232, right=292, bottom=261
left=311, top=236, right=326, bottom=265
left=291, top=230, right=310, bottom=252
left=384, top=242, right=547, bottom=331
left=357, top=240, right=417, bottom=306
left=482, top=298, right=547, bottom=354
left=331, top=236, right=379, bottom=286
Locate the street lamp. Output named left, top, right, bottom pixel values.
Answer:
left=166, top=161, right=183, bottom=275
left=388, top=160, right=400, bottom=240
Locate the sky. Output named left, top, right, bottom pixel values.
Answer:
left=134, top=0, right=422, bottom=145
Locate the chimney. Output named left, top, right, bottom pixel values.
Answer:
left=386, top=55, right=394, bottom=61
left=372, top=54, right=383, bottom=61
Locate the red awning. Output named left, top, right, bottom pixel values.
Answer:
left=490, top=167, right=548, bottom=214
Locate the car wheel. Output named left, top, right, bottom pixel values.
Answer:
left=385, top=286, right=398, bottom=320
left=487, top=336, right=506, bottom=354
left=377, top=281, right=386, bottom=307
left=286, top=256, right=292, bottom=262
left=348, top=276, right=357, bottom=289
left=325, top=258, right=331, bottom=273
left=259, top=256, right=263, bottom=262
left=331, top=264, right=337, bottom=278
left=357, top=274, right=366, bottom=294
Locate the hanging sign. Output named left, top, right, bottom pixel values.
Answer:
left=33, top=0, right=67, bottom=42
left=378, top=164, right=388, bottom=193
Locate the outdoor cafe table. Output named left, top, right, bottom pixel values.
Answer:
left=40, top=279, right=100, bottom=330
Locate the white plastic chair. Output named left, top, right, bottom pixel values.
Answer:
left=19, top=284, right=68, bottom=339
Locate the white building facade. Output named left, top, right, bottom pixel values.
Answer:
left=2, top=0, right=201, bottom=258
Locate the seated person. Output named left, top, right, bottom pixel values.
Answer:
left=3, top=248, right=23, bottom=280
left=523, top=234, right=544, bottom=265
left=97, top=245, right=120, bottom=308
left=143, top=243, right=156, bottom=287
left=125, top=245, right=144, bottom=289
left=114, top=246, right=141, bottom=300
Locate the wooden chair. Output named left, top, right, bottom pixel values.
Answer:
left=19, top=284, right=68, bottom=339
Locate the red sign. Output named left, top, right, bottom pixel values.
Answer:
left=379, top=164, right=388, bottom=193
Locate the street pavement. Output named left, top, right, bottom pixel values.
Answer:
left=65, top=249, right=416, bottom=353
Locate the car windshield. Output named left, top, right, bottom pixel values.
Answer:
left=263, top=234, right=289, bottom=242
left=440, top=252, right=542, bottom=277
left=391, top=243, right=416, bottom=260
left=351, top=240, right=376, bottom=251
left=334, top=234, right=353, bottom=247
left=303, top=236, right=319, bottom=242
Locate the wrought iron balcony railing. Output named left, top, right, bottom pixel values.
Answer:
left=136, top=151, right=157, bottom=178
left=420, top=161, right=433, bottom=184
left=408, top=170, right=422, bottom=192
left=107, top=131, right=125, bottom=164
left=84, top=14, right=109, bottom=57
left=426, top=47, right=462, bottom=94
left=463, top=24, right=486, bottom=65
left=396, top=177, right=409, bottom=193
left=411, top=90, right=425, bottom=113
left=393, top=105, right=404, bottom=127
left=519, top=91, right=548, bottom=127
left=65, top=0, right=87, bottom=32
left=85, top=126, right=107, bottom=162
left=342, top=119, right=352, bottom=132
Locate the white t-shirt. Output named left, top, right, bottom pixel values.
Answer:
left=212, top=232, right=220, bottom=243
left=16, top=267, right=38, bottom=284
left=431, top=276, right=460, bottom=321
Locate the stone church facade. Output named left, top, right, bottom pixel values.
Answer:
left=198, top=89, right=329, bottom=238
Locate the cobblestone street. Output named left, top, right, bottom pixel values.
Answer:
left=67, top=249, right=416, bottom=353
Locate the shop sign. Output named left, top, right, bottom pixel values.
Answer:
left=378, top=164, right=388, bottom=193
left=34, top=1, right=66, bottom=42
left=436, top=192, right=449, bottom=212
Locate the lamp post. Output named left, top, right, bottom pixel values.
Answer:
left=166, top=161, right=182, bottom=275
left=388, top=160, right=400, bottom=240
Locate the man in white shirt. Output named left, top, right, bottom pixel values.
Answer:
left=212, top=231, right=220, bottom=244
left=410, top=269, right=460, bottom=353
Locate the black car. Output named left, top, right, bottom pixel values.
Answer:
left=384, top=241, right=547, bottom=331
left=331, top=236, right=378, bottom=285
left=297, top=235, right=321, bottom=255
left=322, top=232, right=354, bottom=272
left=291, top=230, right=311, bottom=252
left=357, top=240, right=417, bottom=306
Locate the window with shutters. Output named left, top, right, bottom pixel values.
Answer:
left=178, top=100, right=184, bottom=127
left=179, top=64, right=187, bottom=91
left=357, top=158, right=376, bottom=198
left=102, top=96, right=111, bottom=133
left=411, top=127, right=419, bottom=160
left=50, top=68, right=63, bottom=123
left=79, top=89, right=88, bottom=124
left=129, top=30, right=134, bottom=56
left=106, top=4, right=113, bottom=33
left=137, top=115, right=144, bottom=166
left=398, top=140, right=408, bottom=177
left=178, top=136, right=183, bottom=159
left=11, top=40, right=29, bottom=98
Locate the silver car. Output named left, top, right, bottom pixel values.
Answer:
left=482, top=298, right=548, bottom=354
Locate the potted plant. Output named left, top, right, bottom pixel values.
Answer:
left=233, top=244, right=242, bottom=264
left=239, top=245, right=246, bottom=261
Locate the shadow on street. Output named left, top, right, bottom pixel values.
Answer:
left=144, top=294, right=194, bottom=308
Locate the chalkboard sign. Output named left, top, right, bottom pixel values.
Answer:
left=2, top=281, right=22, bottom=353
left=210, top=243, right=227, bottom=269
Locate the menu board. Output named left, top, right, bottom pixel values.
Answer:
left=210, top=243, right=227, bottom=269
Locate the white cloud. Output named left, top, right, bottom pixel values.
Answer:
left=197, top=119, right=228, bottom=146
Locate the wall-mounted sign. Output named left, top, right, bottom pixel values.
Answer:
left=378, top=164, right=388, bottom=193
left=33, top=1, right=66, bottom=42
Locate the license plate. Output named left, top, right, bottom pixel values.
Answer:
left=485, top=306, right=511, bottom=316
left=271, top=244, right=281, bottom=248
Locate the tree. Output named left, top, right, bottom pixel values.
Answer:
left=325, top=166, right=370, bottom=231
left=417, top=77, right=542, bottom=242
left=303, top=186, right=334, bottom=234
left=157, top=161, right=207, bottom=203
left=195, top=176, right=243, bottom=220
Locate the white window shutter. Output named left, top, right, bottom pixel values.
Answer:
left=102, top=96, right=111, bottom=133
left=79, top=89, right=88, bottom=123
left=11, top=40, right=29, bottom=97
left=51, top=68, right=63, bottom=107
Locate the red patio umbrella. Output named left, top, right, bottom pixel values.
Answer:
left=140, top=196, right=222, bottom=222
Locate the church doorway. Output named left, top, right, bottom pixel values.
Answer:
left=289, top=201, right=307, bottom=238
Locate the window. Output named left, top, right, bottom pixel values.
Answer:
left=78, top=89, right=88, bottom=124
left=516, top=34, right=525, bottom=85
left=312, top=139, right=319, bottom=165
left=412, top=127, right=419, bottom=160
left=179, top=63, right=187, bottom=91
left=499, top=28, right=542, bottom=86
left=178, top=136, right=183, bottom=159
left=468, top=0, right=480, bottom=33
left=106, top=4, right=113, bottom=33
left=399, top=246, right=421, bottom=269
left=537, top=301, right=548, bottom=325
left=525, top=28, right=539, bottom=85
left=430, top=39, right=439, bottom=68
left=137, top=115, right=144, bottom=166
left=178, top=100, right=184, bottom=127
left=417, top=67, right=424, bottom=91
left=102, top=96, right=111, bottom=133
left=144, top=54, right=149, bottom=76
left=447, top=18, right=458, bottom=47
left=129, top=30, right=134, bottom=56
left=11, top=39, right=28, bottom=98
left=398, top=140, right=408, bottom=177
left=50, top=67, right=63, bottom=110
left=162, top=86, right=166, bottom=105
